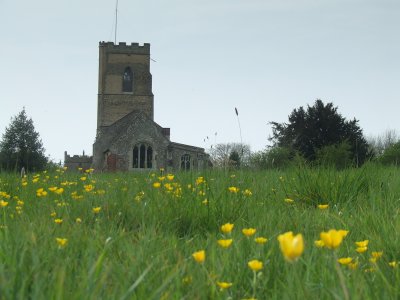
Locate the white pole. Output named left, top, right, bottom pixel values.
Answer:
left=115, top=0, right=119, bottom=43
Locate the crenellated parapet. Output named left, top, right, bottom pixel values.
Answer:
left=99, top=41, right=150, bottom=54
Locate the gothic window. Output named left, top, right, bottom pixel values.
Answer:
left=122, top=67, right=133, bottom=93
left=181, top=154, right=191, bottom=171
left=147, top=146, right=153, bottom=169
left=140, top=144, right=146, bottom=168
left=132, top=143, right=153, bottom=169
left=132, top=146, right=139, bottom=168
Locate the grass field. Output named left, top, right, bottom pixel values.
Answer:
left=0, top=164, right=399, bottom=299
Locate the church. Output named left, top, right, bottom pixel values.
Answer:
left=64, top=42, right=208, bottom=171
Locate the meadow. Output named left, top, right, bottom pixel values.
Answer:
left=0, top=164, right=399, bottom=299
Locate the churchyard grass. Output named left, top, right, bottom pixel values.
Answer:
left=0, top=163, right=399, bottom=299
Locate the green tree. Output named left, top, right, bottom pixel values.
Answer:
left=269, top=99, right=371, bottom=165
left=229, top=150, right=241, bottom=168
left=379, top=141, right=400, bottom=166
left=0, top=108, right=47, bottom=172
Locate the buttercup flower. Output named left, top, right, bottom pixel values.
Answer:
left=355, top=240, right=369, bottom=247
left=284, top=198, right=294, bottom=203
left=371, top=251, right=383, bottom=259
left=314, top=240, right=325, bottom=248
left=337, top=257, right=353, bottom=265
left=221, top=223, right=234, bottom=234
left=166, top=174, right=174, bottom=181
left=196, top=177, right=204, bottom=185
left=36, top=188, right=48, bottom=197
left=84, top=185, right=94, bottom=192
left=228, top=186, right=239, bottom=193
left=356, top=247, right=368, bottom=253
left=320, top=229, right=348, bottom=249
left=217, top=239, right=233, bottom=248
left=92, top=207, right=101, bottom=214
left=277, top=231, right=304, bottom=262
left=192, top=250, right=205, bottom=263
left=55, top=188, right=64, bottom=195
left=153, top=182, right=161, bottom=188
left=243, top=189, right=252, bottom=196
left=0, top=200, right=8, bottom=207
left=389, top=261, right=398, bottom=268
left=54, top=218, right=63, bottom=224
left=248, top=259, right=263, bottom=271
left=217, top=281, right=232, bottom=289
left=242, top=228, right=256, bottom=237
left=318, top=204, right=329, bottom=209
left=254, top=237, right=268, bottom=244
left=348, top=261, right=359, bottom=270
left=56, top=238, right=68, bottom=248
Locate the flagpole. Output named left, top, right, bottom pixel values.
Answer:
left=114, top=0, right=119, bottom=44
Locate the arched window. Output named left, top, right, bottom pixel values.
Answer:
left=147, top=146, right=153, bottom=169
left=132, top=143, right=153, bottom=169
left=139, top=144, right=146, bottom=168
left=181, top=154, right=191, bottom=171
left=132, top=146, right=139, bottom=168
left=122, top=67, right=133, bottom=92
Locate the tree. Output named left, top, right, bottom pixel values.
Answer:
left=0, top=108, right=47, bottom=172
left=208, top=143, right=251, bottom=168
left=367, top=129, right=399, bottom=156
left=229, top=150, right=241, bottom=168
left=379, top=141, right=400, bottom=166
left=269, top=99, right=371, bottom=166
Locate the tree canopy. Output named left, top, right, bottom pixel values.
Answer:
left=269, top=99, right=370, bottom=166
left=0, top=108, right=47, bottom=172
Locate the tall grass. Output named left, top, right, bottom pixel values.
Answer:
left=0, top=164, right=399, bottom=299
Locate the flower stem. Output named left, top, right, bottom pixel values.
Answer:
left=252, top=270, right=257, bottom=298
left=333, top=252, right=349, bottom=300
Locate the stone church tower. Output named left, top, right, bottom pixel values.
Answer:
left=97, top=42, right=154, bottom=127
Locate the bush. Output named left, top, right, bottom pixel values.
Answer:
left=315, top=141, right=353, bottom=169
left=251, top=147, right=294, bottom=169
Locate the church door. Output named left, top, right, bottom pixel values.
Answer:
left=107, top=153, right=117, bottom=172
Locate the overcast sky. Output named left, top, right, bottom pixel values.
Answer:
left=1, top=0, right=399, bottom=163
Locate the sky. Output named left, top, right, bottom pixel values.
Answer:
left=0, top=0, right=399, bottom=163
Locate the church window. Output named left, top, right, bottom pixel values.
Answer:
left=132, top=146, right=139, bottom=168
left=181, top=154, right=191, bottom=171
left=140, top=144, right=146, bottom=168
left=123, top=67, right=133, bottom=92
left=132, top=143, right=153, bottom=169
left=147, top=146, right=153, bottom=168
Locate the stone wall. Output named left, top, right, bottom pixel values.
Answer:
left=168, top=142, right=207, bottom=171
left=64, top=151, right=92, bottom=171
